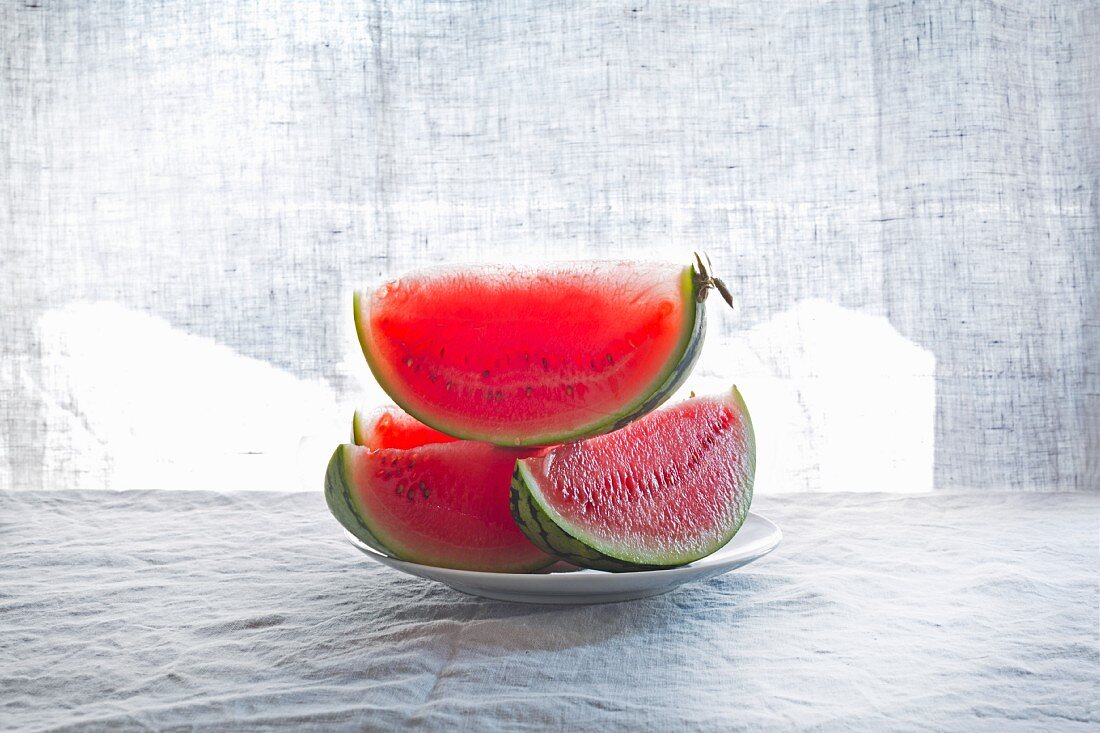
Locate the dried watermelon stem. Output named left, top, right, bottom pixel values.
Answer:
left=693, top=252, right=735, bottom=308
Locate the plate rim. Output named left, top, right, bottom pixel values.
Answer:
left=341, top=511, right=782, bottom=584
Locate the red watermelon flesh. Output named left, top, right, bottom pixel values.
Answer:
left=511, top=386, right=755, bottom=570
left=354, top=261, right=706, bottom=446
left=352, top=406, right=458, bottom=450
left=326, top=409, right=554, bottom=572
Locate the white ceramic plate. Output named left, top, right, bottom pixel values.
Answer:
left=343, top=512, right=781, bottom=604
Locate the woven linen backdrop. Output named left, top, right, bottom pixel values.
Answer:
left=1, top=0, right=1096, bottom=493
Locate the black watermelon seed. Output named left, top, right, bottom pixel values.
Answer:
left=525, top=386, right=533, bottom=396
left=541, top=358, right=549, bottom=370
left=406, top=489, right=415, bottom=501
left=566, top=385, right=574, bottom=396
left=606, top=354, right=613, bottom=364
left=396, top=481, right=406, bottom=495
left=419, top=481, right=429, bottom=498
left=482, top=369, right=490, bottom=378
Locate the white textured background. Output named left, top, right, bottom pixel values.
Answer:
left=2, top=0, right=1098, bottom=493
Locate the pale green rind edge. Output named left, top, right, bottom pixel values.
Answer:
left=511, top=385, right=756, bottom=571
left=351, top=411, right=363, bottom=446
left=353, top=265, right=705, bottom=446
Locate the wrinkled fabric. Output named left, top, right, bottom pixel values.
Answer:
left=1, top=490, right=1096, bottom=731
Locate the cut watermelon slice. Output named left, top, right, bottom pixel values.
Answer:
left=511, top=386, right=755, bottom=571
left=325, top=408, right=554, bottom=573
left=352, top=406, right=458, bottom=450
left=354, top=259, right=727, bottom=446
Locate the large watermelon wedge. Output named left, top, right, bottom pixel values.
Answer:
left=511, top=386, right=755, bottom=572
left=354, top=258, right=731, bottom=446
left=325, top=408, right=555, bottom=573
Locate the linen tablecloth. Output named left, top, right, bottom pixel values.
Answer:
left=2, top=490, right=1096, bottom=731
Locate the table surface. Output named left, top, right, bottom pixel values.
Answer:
left=2, top=490, right=1097, bottom=732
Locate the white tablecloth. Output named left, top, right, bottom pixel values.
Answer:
left=2, top=490, right=1096, bottom=731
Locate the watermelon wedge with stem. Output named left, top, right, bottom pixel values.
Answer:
left=353, top=256, right=732, bottom=446
left=325, top=407, right=555, bottom=573
left=511, top=386, right=755, bottom=572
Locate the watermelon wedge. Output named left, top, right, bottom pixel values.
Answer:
left=511, top=386, right=755, bottom=572
left=325, top=409, right=555, bottom=573
left=354, top=258, right=731, bottom=446
left=352, top=406, right=458, bottom=450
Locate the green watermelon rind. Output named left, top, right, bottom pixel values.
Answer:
left=353, top=264, right=705, bottom=446
left=325, top=444, right=557, bottom=574
left=324, top=445, right=394, bottom=557
left=350, top=410, right=366, bottom=446
left=511, top=386, right=756, bottom=572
